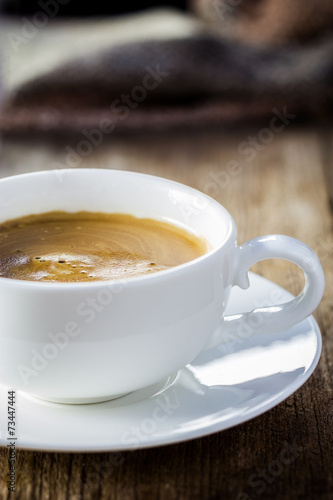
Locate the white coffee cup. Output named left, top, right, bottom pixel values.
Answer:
left=0, top=169, right=325, bottom=403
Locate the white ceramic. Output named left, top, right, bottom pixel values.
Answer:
left=0, top=273, right=322, bottom=452
left=0, top=169, right=325, bottom=403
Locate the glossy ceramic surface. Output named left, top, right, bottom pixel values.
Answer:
left=0, top=170, right=324, bottom=403
left=0, top=273, right=322, bottom=452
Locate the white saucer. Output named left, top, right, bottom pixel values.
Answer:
left=0, top=272, right=321, bottom=452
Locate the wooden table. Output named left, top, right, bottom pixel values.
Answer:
left=0, top=124, right=332, bottom=500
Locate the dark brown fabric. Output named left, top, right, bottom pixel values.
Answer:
left=191, top=0, right=333, bottom=45
left=1, top=2, right=333, bottom=135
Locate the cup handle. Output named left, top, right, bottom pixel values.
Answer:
left=205, top=235, right=325, bottom=349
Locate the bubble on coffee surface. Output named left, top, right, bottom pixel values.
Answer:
left=27, top=252, right=100, bottom=281
left=23, top=251, right=171, bottom=282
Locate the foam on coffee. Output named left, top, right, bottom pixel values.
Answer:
left=0, top=211, right=207, bottom=282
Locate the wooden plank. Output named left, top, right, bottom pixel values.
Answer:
left=0, top=125, right=332, bottom=499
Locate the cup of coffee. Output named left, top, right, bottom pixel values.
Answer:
left=0, top=169, right=325, bottom=403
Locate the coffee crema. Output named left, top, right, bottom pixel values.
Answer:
left=0, top=211, right=207, bottom=282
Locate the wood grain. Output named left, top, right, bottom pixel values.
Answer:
left=0, top=125, right=332, bottom=500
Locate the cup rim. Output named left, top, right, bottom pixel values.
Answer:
left=0, top=169, right=237, bottom=288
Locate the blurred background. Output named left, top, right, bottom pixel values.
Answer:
left=1, top=0, right=333, bottom=132
left=0, top=0, right=333, bottom=199
left=1, top=0, right=188, bottom=16
left=1, top=0, right=333, bottom=136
